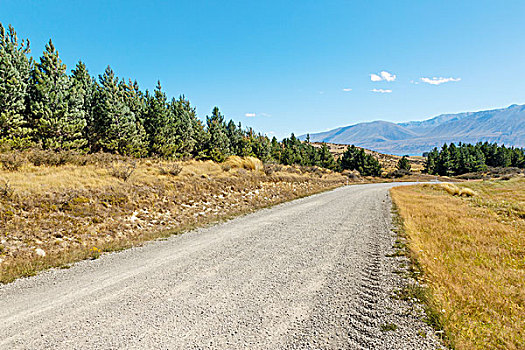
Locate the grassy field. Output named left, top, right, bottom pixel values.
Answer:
left=391, top=178, right=525, bottom=349
left=0, top=151, right=348, bottom=284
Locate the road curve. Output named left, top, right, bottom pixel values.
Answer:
left=0, top=183, right=442, bottom=349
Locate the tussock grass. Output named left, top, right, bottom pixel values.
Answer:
left=391, top=178, right=525, bottom=350
left=223, top=155, right=263, bottom=171
left=437, top=182, right=477, bottom=197
left=0, top=151, right=347, bottom=283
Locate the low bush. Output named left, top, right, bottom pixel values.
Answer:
left=0, top=152, right=24, bottom=171
left=387, top=169, right=411, bottom=178
left=109, top=162, right=136, bottom=181
left=159, top=163, right=183, bottom=176
left=27, top=149, right=67, bottom=167
left=341, top=169, right=360, bottom=180
left=455, top=172, right=485, bottom=180
left=487, top=167, right=522, bottom=176
left=263, top=163, right=274, bottom=176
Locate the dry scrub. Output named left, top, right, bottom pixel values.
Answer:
left=391, top=178, right=525, bottom=350
left=0, top=151, right=347, bottom=283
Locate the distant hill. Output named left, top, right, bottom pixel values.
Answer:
left=300, top=104, right=525, bottom=155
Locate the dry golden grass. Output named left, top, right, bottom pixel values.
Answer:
left=222, top=155, right=263, bottom=171
left=0, top=151, right=347, bottom=283
left=391, top=178, right=525, bottom=350
left=437, top=182, right=477, bottom=197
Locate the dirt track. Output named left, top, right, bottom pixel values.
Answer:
left=0, top=183, right=443, bottom=349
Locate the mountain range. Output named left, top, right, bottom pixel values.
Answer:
left=300, top=104, right=525, bottom=155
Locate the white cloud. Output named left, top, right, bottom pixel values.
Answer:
left=260, top=112, right=271, bottom=117
left=245, top=113, right=256, bottom=117
left=371, top=88, right=392, bottom=93
left=342, top=88, right=352, bottom=92
left=420, top=77, right=461, bottom=85
left=380, top=71, right=396, bottom=82
left=370, top=71, right=396, bottom=82
left=370, top=73, right=382, bottom=82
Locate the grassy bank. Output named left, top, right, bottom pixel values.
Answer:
left=391, top=178, right=525, bottom=349
left=0, top=151, right=347, bottom=283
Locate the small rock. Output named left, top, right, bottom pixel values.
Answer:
left=35, top=248, right=46, bottom=257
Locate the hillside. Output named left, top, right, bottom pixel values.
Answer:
left=310, top=142, right=426, bottom=173
left=302, top=105, right=525, bottom=155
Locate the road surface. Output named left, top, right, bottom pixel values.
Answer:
left=0, top=183, right=442, bottom=349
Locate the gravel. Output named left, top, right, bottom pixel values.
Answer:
left=0, top=183, right=444, bottom=349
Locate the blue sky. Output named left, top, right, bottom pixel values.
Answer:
left=2, top=0, right=525, bottom=138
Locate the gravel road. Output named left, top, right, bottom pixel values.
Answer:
left=0, top=183, right=443, bottom=349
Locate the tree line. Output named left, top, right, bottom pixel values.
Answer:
left=6, top=23, right=522, bottom=178
left=424, top=142, right=525, bottom=176
left=0, top=23, right=344, bottom=169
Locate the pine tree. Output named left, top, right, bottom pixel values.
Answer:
left=448, top=143, right=458, bottom=174
left=435, top=144, right=451, bottom=176
left=169, top=96, right=199, bottom=158
left=270, top=136, right=281, bottom=162
left=424, top=148, right=438, bottom=174
left=92, top=66, right=147, bottom=156
left=397, top=156, right=411, bottom=171
left=120, top=79, right=145, bottom=121
left=70, top=60, right=94, bottom=150
left=471, top=147, right=487, bottom=172
left=205, top=107, right=230, bottom=161
left=318, top=144, right=336, bottom=169
left=361, top=149, right=382, bottom=176
left=280, top=134, right=303, bottom=165
left=340, top=145, right=381, bottom=176
left=143, top=81, right=179, bottom=157
left=510, top=147, right=525, bottom=168
left=226, top=120, right=245, bottom=156
left=251, top=133, right=271, bottom=161
left=494, top=145, right=511, bottom=167
left=0, top=23, right=32, bottom=148
left=28, top=40, right=87, bottom=150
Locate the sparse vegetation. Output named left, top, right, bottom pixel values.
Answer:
left=391, top=178, right=525, bottom=349
left=0, top=152, right=347, bottom=283
left=109, top=161, right=137, bottom=181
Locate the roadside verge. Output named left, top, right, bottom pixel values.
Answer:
left=0, top=156, right=346, bottom=283
left=390, top=178, right=525, bottom=350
